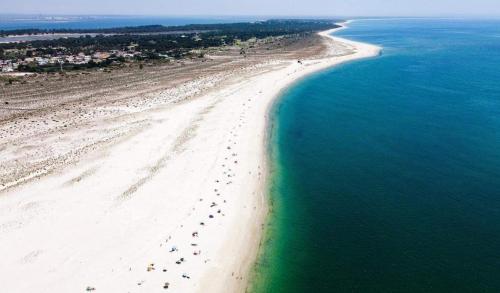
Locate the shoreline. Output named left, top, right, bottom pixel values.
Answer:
left=245, top=22, right=381, bottom=292
left=0, top=22, right=380, bottom=293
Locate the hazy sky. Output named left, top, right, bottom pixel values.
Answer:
left=2, top=0, right=500, bottom=17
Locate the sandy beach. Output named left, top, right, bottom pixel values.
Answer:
left=0, top=23, right=380, bottom=293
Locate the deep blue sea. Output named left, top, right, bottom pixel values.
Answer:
left=252, top=19, right=500, bottom=292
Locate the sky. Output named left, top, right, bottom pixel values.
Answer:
left=1, top=0, right=500, bottom=17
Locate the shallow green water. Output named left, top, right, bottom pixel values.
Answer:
left=252, top=19, right=500, bottom=293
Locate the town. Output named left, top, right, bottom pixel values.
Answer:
left=0, top=47, right=145, bottom=73
left=0, top=19, right=339, bottom=73
left=0, top=38, right=181, bottom=73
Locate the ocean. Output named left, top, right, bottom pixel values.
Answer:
left=252, top=18, right=500, bottom=292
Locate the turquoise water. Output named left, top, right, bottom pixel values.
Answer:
left=0, top=15, right=258, bottom=30
left=253, top=19, right=500, bottom=292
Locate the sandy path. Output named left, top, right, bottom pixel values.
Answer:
left=0, top=26, right=380, bottom=292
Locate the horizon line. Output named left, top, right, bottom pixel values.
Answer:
left=1, top=13, right=500, bottom=19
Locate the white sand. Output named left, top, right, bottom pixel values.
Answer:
left=0, top=25, right=380, bottom=293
